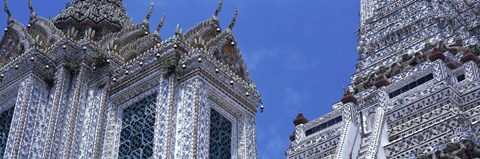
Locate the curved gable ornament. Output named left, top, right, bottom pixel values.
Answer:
left=207, top=30, right=252, bottom=82
left=0, top=0, right=31, bottom=67
left=184, top=0, right=225, bottom=46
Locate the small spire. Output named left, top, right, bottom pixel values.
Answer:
left=175, top=24, right=182, bottom=36
left=28, top=0, right=37, bottom=19
left=143, top=2, right=154, bottom=24
left=175, top=24, right=179, bottom=34
left=228, top=8, right=238, bottom=30
left=214, top=0, right=223, bottom=17
left=155, top=13, right=166, bottom=33
left=4, top=0, right=11, bottom=19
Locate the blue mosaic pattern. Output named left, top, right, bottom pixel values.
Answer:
left=119, top=94, right=157, bottom=159
left=209, top=109, right=232, bottom=159
left=0, top=107, right=14, bottom=159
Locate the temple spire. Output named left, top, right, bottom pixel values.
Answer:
left=28, top=0, right=37, bottom=19
left=214, top=0, right=223, bottom=17
left=228, top=9, right=238, bottom=30
left=155, top=13, right=166, bottom=33
left=143, top=2, right=154, bottom=24
left=3, top=0, right=11, bottom=20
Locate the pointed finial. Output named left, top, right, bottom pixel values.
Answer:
left=143, top=2, right=154, bottom=24
left=175, top=24, right=182, bottom=36
left=4, top=0, right=11, bottom=19
left=293, top=112, right=308, bottom=126
left=28, top=0, right=37, bottom=19
left=214, top=0, right=223, bottom=17
left=228, top=9, right=238, bottom=29
left=155, top=13, right=166, bottom=33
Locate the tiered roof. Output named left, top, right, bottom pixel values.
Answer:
left=0, top=0, right=261, bottom=102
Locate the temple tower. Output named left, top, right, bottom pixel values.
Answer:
left=287, top=0, right=480, bottom=158
left=0, top=0, right=261, bottom=158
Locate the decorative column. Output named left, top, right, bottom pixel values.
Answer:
left=3, top=74, right=50, bottom=159
left=91, top=86, right=109, bottom=159
left=69, top=64, right=92, bottom=159
left=335, top=120, right=354, bottom=159
left=173, top=78, right=205, bottom=159
left=366, top=89, right=389, bottom=159
left=19, top=75, right=51, bottom=159
left=50, top=68, right=74, bottom=158
left=366, top=107, right=386, bottom=159
left=463, top=61, right=479, bottom=81
left=244, top=114, right=258, bottom=159
left=62, top=64, right=90, bottom=158
left=195, top=80, right=210, bottom=159
left=153, top=75, right=176, bottom=159
left=342, top=102, right=356, bottom=125
left=79, top=84, right=108, bottom=159
left=100, top=99, right=118, bottom=159
left=43, top=66, right=69, bottom=158
left=4, top=75, right=34, bottom=159
left=293, top=124, right=306, bottom=148
left=432, top=60, right=452, bottom=82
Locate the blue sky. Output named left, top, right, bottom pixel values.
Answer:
left=0, top=0, right=359, bottom=158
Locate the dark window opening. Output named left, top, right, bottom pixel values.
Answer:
left=209, top=109, right=232, bottom=159
left=457, top=74, right=465, bottom=82
left=388, top=74, right=434, bottom=98
left=305, top=116, right=343, bottom=136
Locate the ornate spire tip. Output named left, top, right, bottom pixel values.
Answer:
left=144, top=2, right=154, bottom=24
left=214, top=0, right=223, bottom=17
left=4, top=0, right=11, bottom=18
left=228, top=8, right=238, bottom=29
left=155, top=13, right=166, bottom=33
